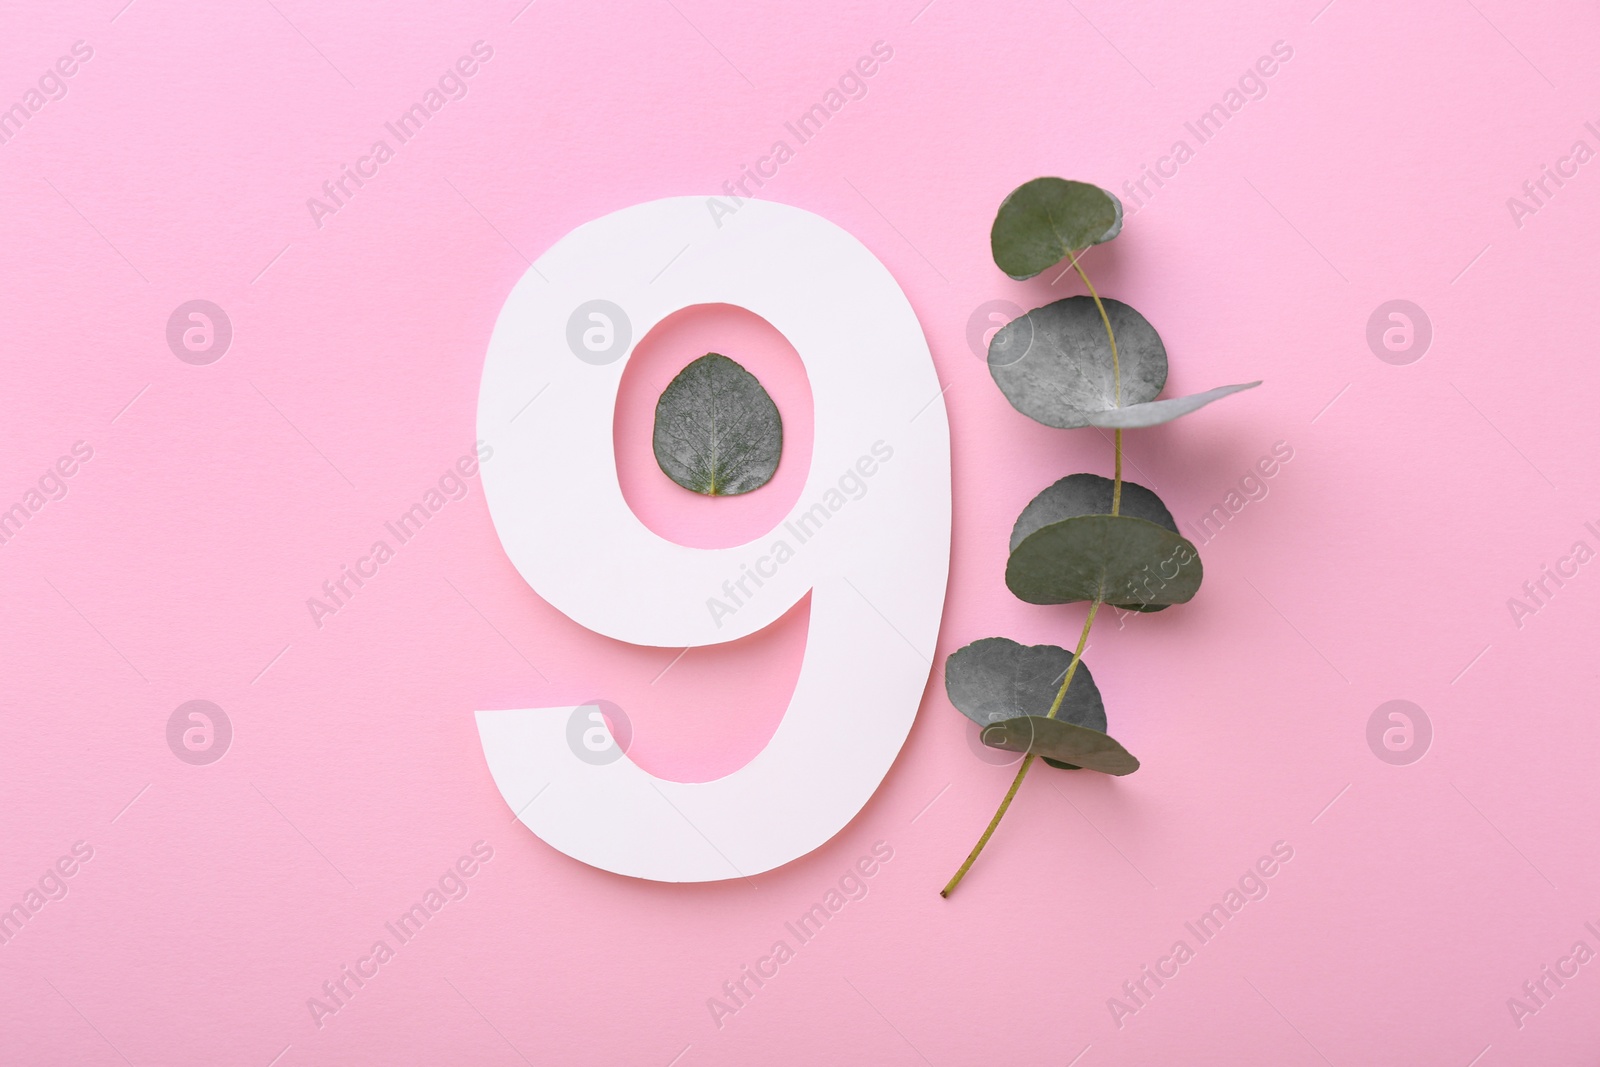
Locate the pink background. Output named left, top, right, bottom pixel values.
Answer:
left=2, top=0, right=1598, bottom=1063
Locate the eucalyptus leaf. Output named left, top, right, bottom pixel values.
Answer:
left=980, top=716, right=1140, bottom=776
left=988, top=296, right=1163, bottom=425
left=945, top=637, right=1105, bottom=732
left=653, top=353, right=782, bottom=496
left=1010, top=473, right=1183, bottom=613
left=991, top=178, right=1123, bottom=280
left=988, top=296, right=1259, bottom=429
left=1006, top=514, right=1202, bottom=607
left=1009, top=474, right=1177, bottom=552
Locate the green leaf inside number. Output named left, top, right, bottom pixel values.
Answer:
left=653, top=353, right=783, bottom=496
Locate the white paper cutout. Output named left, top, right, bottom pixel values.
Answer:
left=475, top=197, right=951, bottom=881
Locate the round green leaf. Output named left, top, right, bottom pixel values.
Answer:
left=944, top=637, right=1105, bottom=732
left=1010, top=473, right=1183, bottom=614
left=988, top=296, right=1260, bottom=429
left=653, top=353, right=782, bottom=496
left=980, top=716, right=1140, bottom=776
left=1006, top=513, right=1203, bottom=607
left=990, top=178, right=1123, bottom=280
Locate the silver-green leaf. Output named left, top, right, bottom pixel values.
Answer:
left=990, top=178, right=1123, bottom=280
left=653, top=353, right=782, bottom=496
left=988, top=296, right=1259, bottom=429
left=945, top=637, right=1105, bottom=732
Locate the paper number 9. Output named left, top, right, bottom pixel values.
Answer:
left=474, top=197, right=950, bottom=881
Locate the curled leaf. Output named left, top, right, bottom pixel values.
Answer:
left=1006, top=514, right=1202, bottom=607
left=653, top=353, right=782, bottom=496
left=1079, top=382, right=1262, bottom=429
left=991, top=178, right=1123, bottom=280
left=981, top=717, right=1140, bottom=775
left=988, top=296, right=1259, bottom=429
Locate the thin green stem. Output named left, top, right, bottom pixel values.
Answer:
left=1113, top=430, right=1123, bottom=515
left=1069, top=254, right=1120, bottom=404
left=1044, top=599, right=1099, bottom=720
left=1067, top=252, right=1124, bottom=517
left=938, top=753, right=1036, bottom=899
left=941, top=599, right=1102, bottom=898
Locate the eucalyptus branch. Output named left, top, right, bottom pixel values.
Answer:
left=941, top=176, right=1257, bottom=896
